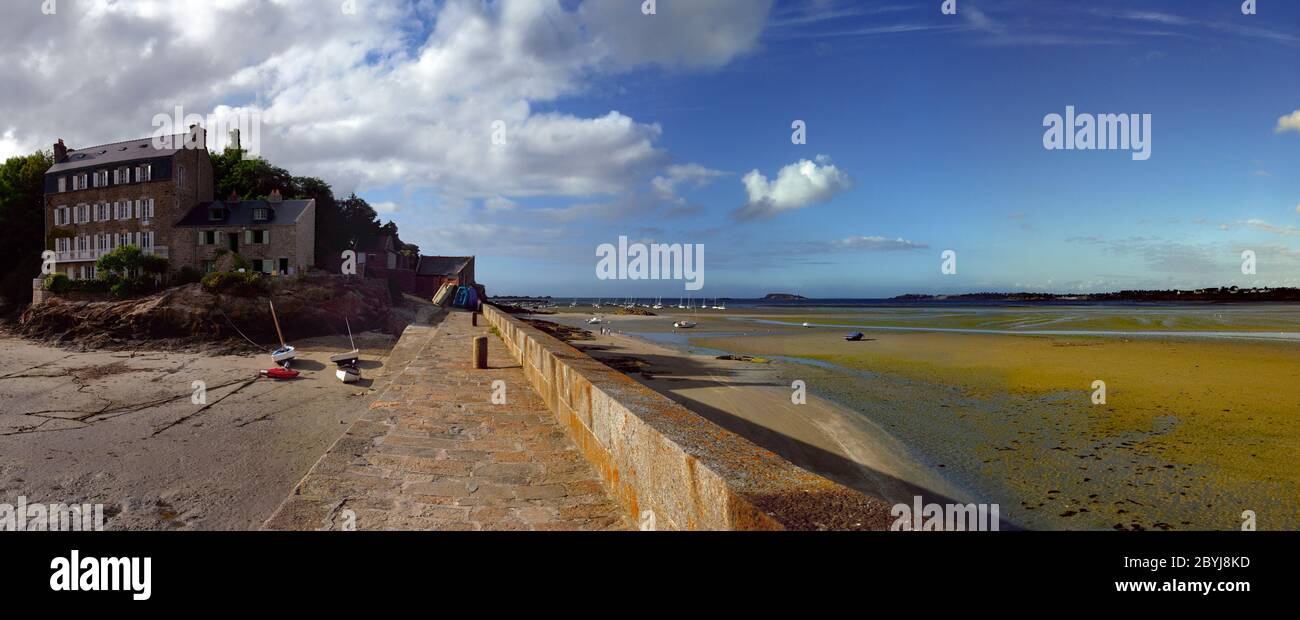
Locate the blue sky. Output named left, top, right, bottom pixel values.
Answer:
left=4, top=0, right=1298, bottom=298
left=394, top=0, right=1300, bottom=298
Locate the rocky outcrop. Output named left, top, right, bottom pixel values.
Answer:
left=18, top=275, right=391, bottom=350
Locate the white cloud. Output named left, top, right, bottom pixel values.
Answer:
left=831, top=236, right=929, bottom=251
left=484, top=196, right=518, bottom=211
left=732, top=155, right=852, bottom=220
left=651, top=163, right=726, bottom=205
left=372, top=202, right=399, bottom=214
left=1276, top=109, right=1300, bottom=134
left=577, top=0, right=774, bottom=70
left=1241, top=219, right=1300, bottom=237
left=0, top=0, right=768, bottom=202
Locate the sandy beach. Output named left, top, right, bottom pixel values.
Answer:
left=538, top=303, right=1300, bottom=530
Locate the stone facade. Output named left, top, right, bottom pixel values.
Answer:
left=43, top=127, right=213, bottom=280
left=42, top=126, right=315, bottom=280
left=175, top=199, right=316, bottom=276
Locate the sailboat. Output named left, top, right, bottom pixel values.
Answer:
left=652, top=297, right=663, bottom=309
left=673, top=296, right=697, bottom=328
left=268, top=301, right=297, bottom=367
left=332, top=317, right=362, bottom=383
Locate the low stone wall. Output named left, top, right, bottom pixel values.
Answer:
left=482, top=304, right=893, bottom=531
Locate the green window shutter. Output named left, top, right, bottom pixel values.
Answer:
left=264, top=230, right=270, bottom=245
left=198, top=230, right=205, bottom=245
left=245, top=230, right=253, bottom=244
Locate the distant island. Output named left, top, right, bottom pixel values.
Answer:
left=893, top=287, right=1300, bottom=303
left=764, top=293, right=807, bottom=300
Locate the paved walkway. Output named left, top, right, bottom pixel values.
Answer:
left=264, top=309, right=629, bottom=531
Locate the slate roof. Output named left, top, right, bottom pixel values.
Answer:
left=416, top=256, right=472, bottom=277
left=175, top=199, right=314, bottom=227
left=47, top=134, right=190, bottom=174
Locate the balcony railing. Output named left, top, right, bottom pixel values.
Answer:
left=56, top=245, right=169, bottom=263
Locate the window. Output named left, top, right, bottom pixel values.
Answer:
left=200, top=230, right=217, bottom=245
left=118, top=233, right=130, bottom=248
left=89, top=265, right=97, bottom=280
left=139, top=164, right=152, bottom=182
left=142, top=199, right=154, bottom=223
left=202, top=260, right=216, bottom=274
left=251, top=259, right=264, bottom=273
left=279, top=258, right=289, bottom=275
left=246, top=230, right=269, bottom=245
left=58, top=177, right=66, bottom=192
left=141, top=231, right=154, bottom=249
left=253, top=208, right=268, bottom=221
left=208, top=207, right=222, bottom=221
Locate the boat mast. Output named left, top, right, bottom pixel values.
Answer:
left=269, top=301, right=287, bottom=349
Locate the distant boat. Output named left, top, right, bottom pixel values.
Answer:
left=268, top=301, right=296, bottom=367
left=652, top=297, right=663, bottom=309
left=802, top=322, right=813, bottom=328
left=587, top=316, right=603, bottom=324
left=845, top=332, right=865, bottom=341
left=673, top=320, right=696, bottom=329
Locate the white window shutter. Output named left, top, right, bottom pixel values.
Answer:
left=264, top=230, right=270, bottom=245
left=244, top=230, right=252, bottom=244
left=198, top=230, right=205, bottom=245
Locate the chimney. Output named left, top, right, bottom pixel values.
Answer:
left=269, top=189, right=282, bottom=203
left=228, top=128, right=241, bottom=152
left=228, top=190, right=240, bottom=205
left=54, top=139, right=67, bottom=163
left=187, top=123, right=207, bottom=151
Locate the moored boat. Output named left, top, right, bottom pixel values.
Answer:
left=845, top=332, right=865, bottom=341
left=260, top=367, right=300, bottom=380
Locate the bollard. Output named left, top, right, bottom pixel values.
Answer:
left=472, top=336, right=488, bottom=369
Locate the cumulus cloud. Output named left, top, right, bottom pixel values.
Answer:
left=1276, top=110, right=1300, bottom=134
left=0, top=0, right=769, bottom=203
left=732, top=155, right=853, bottom=221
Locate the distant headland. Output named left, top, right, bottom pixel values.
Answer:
left=764, top=293, right=808, bottom=300
left=893, top=287, right=1300, bottom=303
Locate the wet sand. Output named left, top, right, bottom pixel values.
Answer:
left=0, top=331, right=400, bottom=530
left=544, top=304, right=1300, bottom=530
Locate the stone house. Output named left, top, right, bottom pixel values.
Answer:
left=173, top=190, right=316, bottom=275
left=42, top=126, right=316, bottom=279
left=43, top=125, right=213, bottom=280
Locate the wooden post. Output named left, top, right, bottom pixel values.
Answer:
left=472, top=336, right=487, bottom=369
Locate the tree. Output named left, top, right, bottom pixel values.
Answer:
left=0, top=151, right=53, bottom=306
left=96, top=244, right=144, bottom=279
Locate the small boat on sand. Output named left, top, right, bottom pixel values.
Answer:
left=260, top=367, right=300, bottom=380
left=268, top=301, right=296, bottom=367
left=332, top=317, right=362, bottom=383
left=330, top=318, right=360, bottom=366
left=673, top=320, right=696, bottom=329
left=802, top=322, right=813, bottom=328
left=587, top=316, right=603, bottom=324
left=845, top=332, right=865, bottom=341
left=335, top=362, right=361, bottom=383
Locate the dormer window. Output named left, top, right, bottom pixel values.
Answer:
left=209, top=207, right=223, bottom=221
left=253, top=208, right=268, bottom=221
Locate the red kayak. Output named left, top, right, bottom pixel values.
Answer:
left=260, top=367, right=300, bottom=380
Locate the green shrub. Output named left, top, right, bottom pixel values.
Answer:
left=44, top=273, right=71, bottom=294
left=141, top=255, right=169, bottom=276
left=231, top=253, right=250, bottom=272
left=201, top=271, right=266, bottom=296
